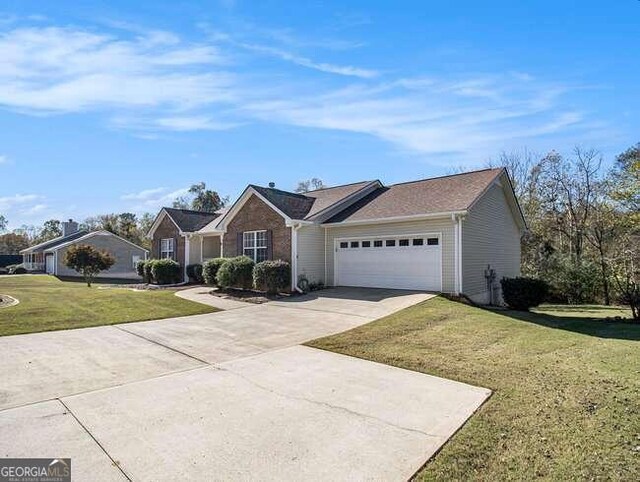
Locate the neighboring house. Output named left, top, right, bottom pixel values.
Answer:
left=20, top=220, right=148, bottom=279
left=148, top=168, right=525, bottom=303
left=147, top=208, right=225, bottom=281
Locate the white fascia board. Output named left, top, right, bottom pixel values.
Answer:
left=321, top=211, right=467, bottom=228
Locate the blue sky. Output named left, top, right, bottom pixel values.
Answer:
left=1, top=0, right=638, bottom=230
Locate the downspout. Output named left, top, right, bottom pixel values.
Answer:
left=451, top=213, right=459, bottom=295
left=291, top=223, right=304, bottom=293
left=457, top=215, right=464, bottom=294
left=451, top=213, right=464, bottom=295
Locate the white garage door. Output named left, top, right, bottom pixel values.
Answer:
left=335, top=234, right=442, bottom=291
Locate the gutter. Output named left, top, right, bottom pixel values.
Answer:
left=321, top=210, right=468, bottom=228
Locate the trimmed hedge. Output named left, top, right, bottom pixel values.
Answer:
left=149, top=259, right=181, bottom=285
left=501, top=277, right=549, bottom=311
left=216, top=256, right=254, bottom=289
left=186, top=264, right=204, bottom=284
left=136, top=260, right=148, bottom=281
left=253, top=260, right=291, bottom=294
left=203, top=258, right=227, bottom=285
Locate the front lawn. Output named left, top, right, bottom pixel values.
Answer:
left=0, top=275, right=217, bottom=336
left=308, top=297, right=639, bottom=480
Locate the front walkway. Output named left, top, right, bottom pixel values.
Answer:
left=0, top=288, right=489, bottom=481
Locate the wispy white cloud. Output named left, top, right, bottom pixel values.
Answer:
left=0, top=20, right=595, bottom=160
left=122, top=186, right=189, bottom=211
left=121, top=187, right=166, bottom=201
left=0, top=25, right=234, bottom=114
left=0, top=154, right=8, bottom=164
left=21, top=203, right=48, bottom=215
left=0, top=194, right=40, bottom=210
left=237, top=42, right=378, bottom=78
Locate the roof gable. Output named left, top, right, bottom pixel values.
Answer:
left=148, top=208, right=221, bottom=237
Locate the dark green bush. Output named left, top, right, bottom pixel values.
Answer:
left=150, top=259, right=181, bottom=285
left=216, top=256, right=254, bottom=289
left=501, top=277, right=549, bottom=311
left=253, top=260, right=291, bottom=294
left=143, top=260, right=153, bottom=283
left=203, top=258, right=227, bottom=285
left=186, top=264, right=204, bottom=284
left=546, top=257, right=600, bottom=304
left=136, top=260, right=148, bottom=281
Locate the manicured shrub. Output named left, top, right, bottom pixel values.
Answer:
left=150, top=259, right=181, bottom=285
left=186, top=264, right=204, bottom=284
left=203, top=258, right=227, bottom=285
left=143, top=260, right=153, bottom=283
left=501, top=277, right=549, bottom=311
left=253, top=260, right=291, bottom=294
left=216, top=256, right=254, bottom=289
left=136, top=260, right=148, bottom=281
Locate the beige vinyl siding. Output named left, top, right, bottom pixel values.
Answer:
left=55, top=233, right=147, bottom=279
left=324, top=218, right=456, bottom=292
left=462, top=181, right=522, bottom=303
left=202, top=236, right=221, bottom=259
left=296, top=225, right=326, bottom=284
left=187, top=235, right=202, bottom=265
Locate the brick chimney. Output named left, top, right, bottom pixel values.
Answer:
left=62, top=219, right=79, bottom=237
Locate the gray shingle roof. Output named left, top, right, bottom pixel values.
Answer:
left=250, top=181, right=376, bottom=221
left=164, top=208, right=222, bottom=232
left=324, top=168, right=504, bottom=223
left=22, top=230, right=89, bottom=253
left=250, top=186, right=316, bottom=219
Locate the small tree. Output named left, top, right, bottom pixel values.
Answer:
left=63, top=244, right=115, bottom=287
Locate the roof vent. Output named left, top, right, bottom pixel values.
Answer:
left=268, top=182, right=276, bottom=188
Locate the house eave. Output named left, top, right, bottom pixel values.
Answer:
left=321, top=210, right=468, bottom=228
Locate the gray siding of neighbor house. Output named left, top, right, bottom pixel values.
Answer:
left=324, top=218, right=456, bottom=292
left=55, top=233, right=147, bottom=279
left=462, top=181, right=522, bottom=303
left=296, top=225, right=326, bottom=285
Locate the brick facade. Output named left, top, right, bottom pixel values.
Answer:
left=223, top=194, right=291, bottom=263
left=151, top=215, right=185, bottom=280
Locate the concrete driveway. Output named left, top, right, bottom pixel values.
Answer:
left=0, top=288, right=490, bottom=481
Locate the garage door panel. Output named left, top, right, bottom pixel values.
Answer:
left=335, top=236, right=442, bottom=291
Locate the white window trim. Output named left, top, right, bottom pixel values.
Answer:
left=242, top=230, right=267, bottom=263
left=160, top=238, right=174, bottom=259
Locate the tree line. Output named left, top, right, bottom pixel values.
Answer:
left=494, top=143, right=638, bottom=313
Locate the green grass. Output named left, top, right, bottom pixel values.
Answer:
left=307, top=297, right=639, bottom=481
left=0, top=275, right=217, bottom=336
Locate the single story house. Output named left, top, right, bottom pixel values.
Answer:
left=148, top=168, right=526, bottom=303
left=21, top=220, right=148, bottom=279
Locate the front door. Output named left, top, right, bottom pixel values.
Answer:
left=45, top=254, right=55, bottom=274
